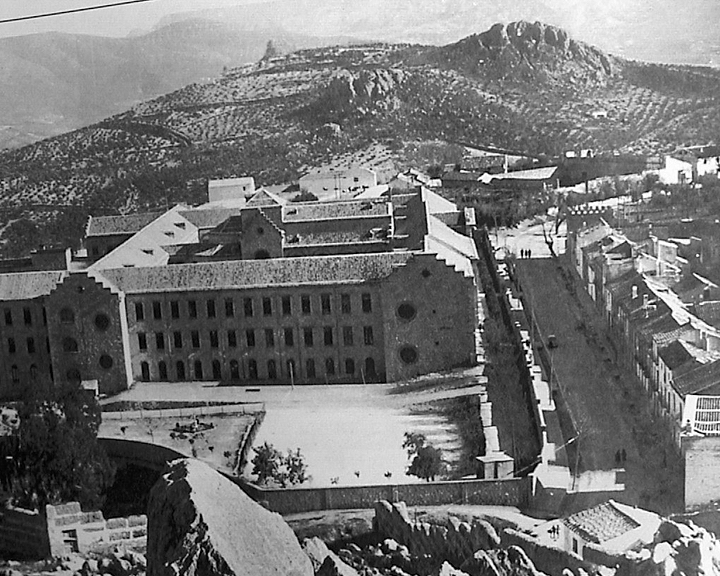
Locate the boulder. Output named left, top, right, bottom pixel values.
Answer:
left=435, top=562, right=471, bottom=576
left=146, top=458, right=313, bottom=576
left=315, top=555, right=360, bottom=576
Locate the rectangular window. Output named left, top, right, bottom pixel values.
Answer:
left=26, top=337, right=35, bottom=354
left=188, top=300, right=197, bottom=319
left=324, top=327, right=334, bottom=346
left=343, top=326, right=354, bottom=346
left=225, top=298, right=234, bottom=317
left=191, top=330, right=200, bottom=348
left=301, top=295, right=311, bottom=315
left=170, top=301, right=180, bottom=319
left=8, top=338, right=15, bottom=354
left=243, top=298, right=253, bottom=317
left=23, top=307, right=31, bottom=326
left=321, top=294, right=331, bottom=315
left=306, top=359, right=316, bottom=379
left=42, top=308, right=47, bottom=326
left=152, top=301, right=162, bottom=320
left=209, top=330, right=219, bottom=348
left=228, top=330, right=237, bottom=348
left=246, top=329, right=256, bottom=348
left=282, top=296, right=291, bottom=316
left=362, top=293, right=372, bottom=313
left=363, top=326, right=374, bottom=346
left=206, top=299, right=216, bottom=318
left=138, top=333, right=147, bottom=351
left=262, top=297, right=272, bottom=316
left=173, top=331, right=183, bottom=349
left=341, top=294, right=351, bottom=314
left=265, top=329, right=275, bottom=348
left=3, top=309, right=11, bottom=326
left=284, top=328, right=294, bottom=347
left=303, top=328, right=314, bottom=347
left=155, top=332, right=165, bottom=350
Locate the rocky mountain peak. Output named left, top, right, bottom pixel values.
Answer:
left=429, top=20, right=615, bottom=85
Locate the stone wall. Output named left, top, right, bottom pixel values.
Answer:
left=236, top=475, right=531, bottom=515
left=45, top=502, right=146, bottom=557
left=0, top=504, right=50, bottom=558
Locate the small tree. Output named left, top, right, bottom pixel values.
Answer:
left=251, top=443, right=309, bottom=487
left=251, top=442, right=282, bottom=485
left=403, top=432, right=443, bottom=482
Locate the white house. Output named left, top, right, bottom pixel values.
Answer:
left=655, top=157, right=694, bottom=185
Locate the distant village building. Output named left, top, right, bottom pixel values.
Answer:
left=0, top=185, right=480, bottom=398
left=298, top=167, right=377, bottom=199
left=207, top=177, right=256, bottom=204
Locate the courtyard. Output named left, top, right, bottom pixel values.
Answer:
left=101, top=372, right=487, bottom=488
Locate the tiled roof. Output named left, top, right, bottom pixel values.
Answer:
left=693, top=301, right=720, bottom=327
left=287, top=230, right=389, bottom=247
left=86, top=212, right=164, bottom=237
left=483, top=166, right=558, bottom=181
left=0, top=271, right=66, bottom=301
left=282, top=200, right=389, bottom=221
left=658, top=340, right=694, bottom=371
left=674, top=359, right=720, bottom=396
left=179, top=208, right=240, bottom=230
left=246, top=188, right=287, bottom=207
left=563, top=501, right=640, bottom=544
left=97, top=253, right=414, bottom=294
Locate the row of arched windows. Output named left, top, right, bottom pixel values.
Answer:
left=138, top=357, right=378, bottom=382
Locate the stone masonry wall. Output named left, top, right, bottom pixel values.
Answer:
left=46, top=502, right=146, bottom=557
left=0, top=504, right=50, bottom=558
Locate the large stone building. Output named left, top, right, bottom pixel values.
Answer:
left=0, top=187, right=481, bottom=398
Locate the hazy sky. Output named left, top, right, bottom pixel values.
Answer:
left=0, top=0, right=260, bottom=38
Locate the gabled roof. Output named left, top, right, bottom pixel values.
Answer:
left=674, top=359, right=720, bottom=396
left=659, top=340, right=695, bottom=371
left=481, top=165, right=558, bottom=182
left=97, top=252, right=414, bottom=294
left=563, top=501, right=640, bottom=544
left=0, top=271, right=67, bottom=301
left=86, top=212, right=164, bottom=237
left=179, top=208, right=240, bottom=230
left=246, top=188, right=287, bottom=207
left=282, top=199, right=389, bottom=221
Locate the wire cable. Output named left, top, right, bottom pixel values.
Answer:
left=0, top=0, right=155, bottom=25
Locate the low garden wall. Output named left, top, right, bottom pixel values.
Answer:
left=46, top=502, right=146, bottom=556
left=235, top=475, right=532, bottom=515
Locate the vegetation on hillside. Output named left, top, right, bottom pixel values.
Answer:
left=0, top=22, right=719, bottom=255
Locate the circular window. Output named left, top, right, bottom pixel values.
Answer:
left=397, top=302, right=417, bottom=321
left=94, top=313, right=110, bottom=331
left=399, top=345, right=418, bottom=365
left=99, top=354, right=113, bottom=370
left=421, top=269, right=431, bottom=278
left=257, top=227, right=265, bottom=235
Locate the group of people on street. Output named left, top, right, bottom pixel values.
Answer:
left=519, top=249, right=533, bottom=258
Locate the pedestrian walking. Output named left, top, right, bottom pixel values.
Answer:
left=621, top=448, right=627, bottom=463
left=528, top=249, right=532, bottom=258
left=614, top=450, right=621, bottom=465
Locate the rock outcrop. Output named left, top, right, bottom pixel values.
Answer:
left=426, top=20, right=615, bottom=85
left=618, top=520, right=720, bottom=576
left=146, top=458, right=313, bottom=576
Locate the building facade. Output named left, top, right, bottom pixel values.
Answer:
left=0, top=188, right=481, bottom=398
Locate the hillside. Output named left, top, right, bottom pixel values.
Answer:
left=0, top=19, right=353, bottom=149
left=1, top=20, right=720, bottom=256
